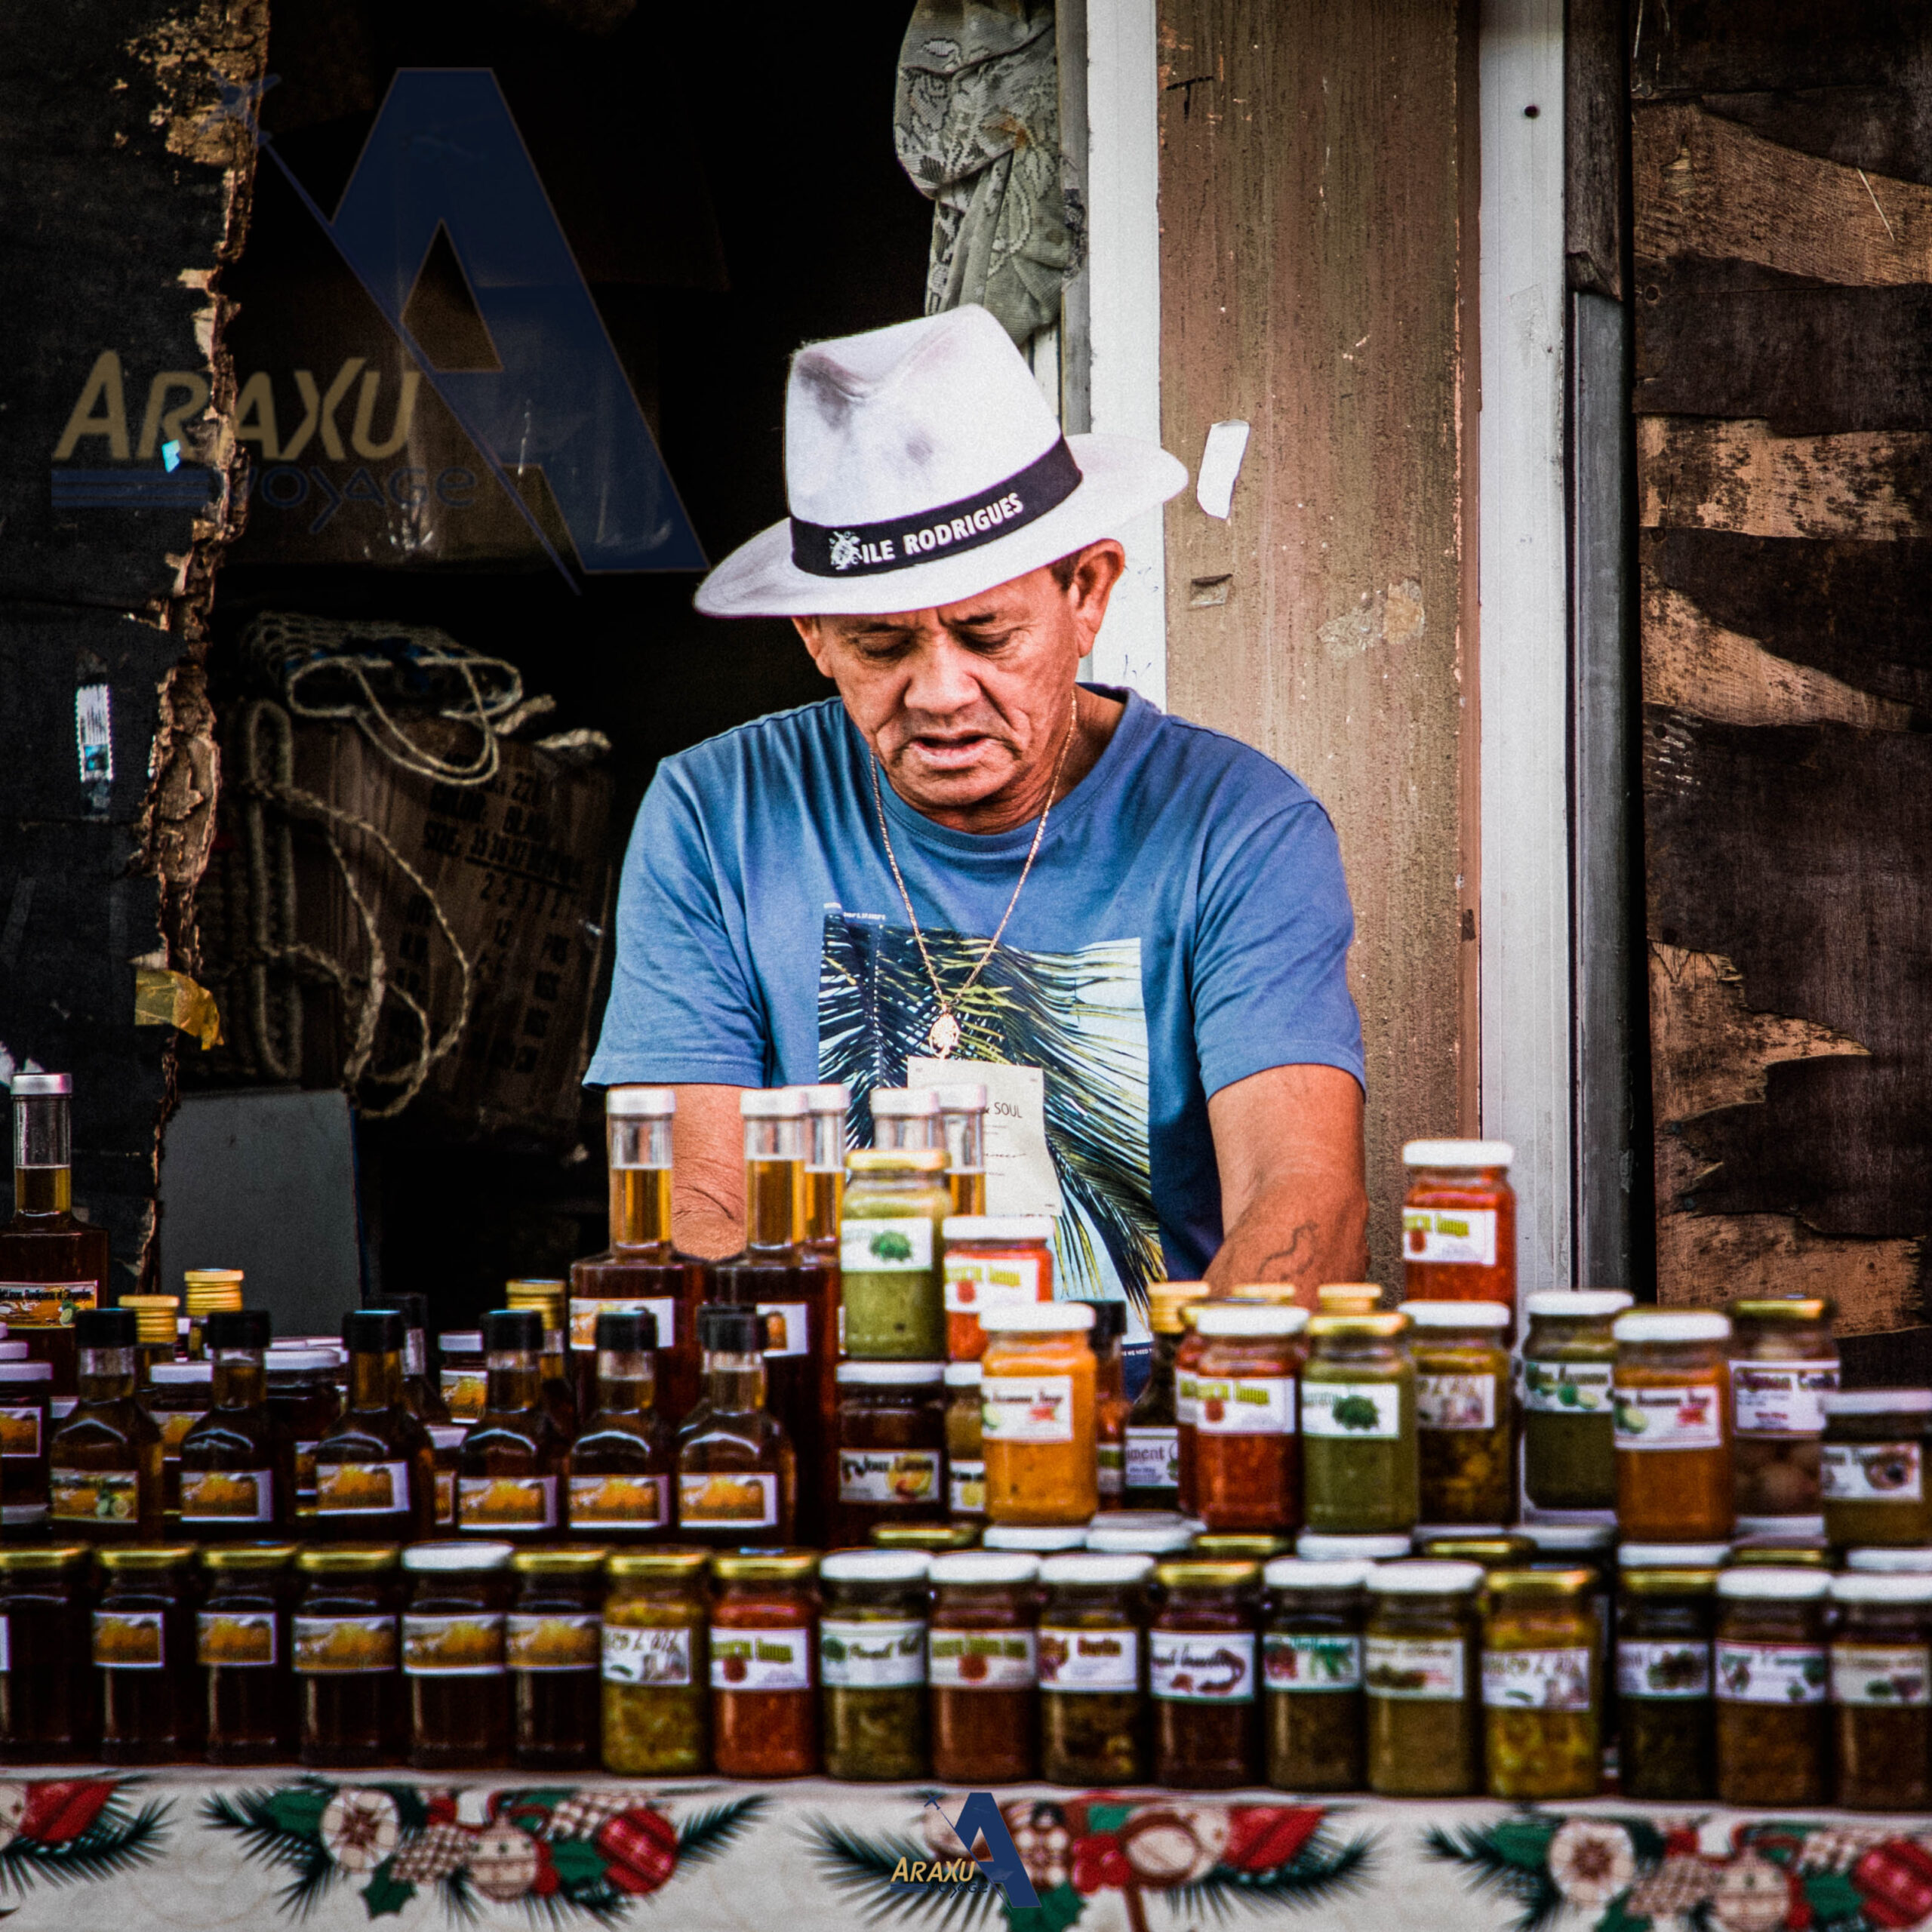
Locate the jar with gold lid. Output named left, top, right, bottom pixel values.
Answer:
left=1403, top=1301, right=1513, bottom=1526
left=1126, top=1284, right=1209, bottom=1510
left=1301, top=1309, right=1417, bottom=1534
left=0, top=1544, right=95, bottom=1761
left=840, top=1150, right=950, bottom=1359
left=200, top=1542, right=298, bottom=1763
left=509, top=1546, right=605, bottom=1770
left=1616, top=1552, right=1719, bottom=1801
left=94, top=1544, right=200, bottom=1764
left=1481, top=1568, right=1599, bottom=1798
left=402, top=1540, right=514, bottom=1769
left=601, top=1547, right=709, bottom=1774
left=1728, top=1297, right=1838, bottom=1526
left=1150, top=1558, right=1261, bottom=1789
left=872, top=1520, right=982, bottom=1552
left=711, top=1549, right=819, bottom=1778
left=293, top=1543, right=401, bottom=1767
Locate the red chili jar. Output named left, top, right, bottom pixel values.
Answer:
left=709, top=1551, right=818, bottom=1777
left=1191, top=1306, right=1305, bottom=1533
left=1401, top=1141, right=1517, bottom=1321
left=929, top=1550, right=1039, bottom=1784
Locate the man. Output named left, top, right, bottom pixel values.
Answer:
left=588, top=304, right=1367, bottom=1301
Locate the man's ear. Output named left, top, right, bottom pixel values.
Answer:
left=1069, top=541, right=1128, bottom=659
left=793, top=614, right=837, bottom=680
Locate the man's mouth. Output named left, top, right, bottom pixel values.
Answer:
left=906, top=733, right=994, bottom=769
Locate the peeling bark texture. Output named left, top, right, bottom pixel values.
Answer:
left=0, top=0, right=264, bottom=1292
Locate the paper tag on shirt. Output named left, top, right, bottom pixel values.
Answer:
left=1402, top=1208, right=1497, bottom=1266
left=908, top=1057, right=1062, bottom=1218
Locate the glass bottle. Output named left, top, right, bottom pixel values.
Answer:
left=267, top=1346, right=343, bottom=1518
left=402, top=1540, right=513, bottom=1769
left=1263, top=1557, right=1370, bottom=1791
left=710, top=1549, right=819, bottom=1777
left=944, top=1361, right=986, bottom=1520
left=1150, top=1559, right=1261, bottom=1788
left=930, top=1083, right=988, bottom=1215
left=122, top=1295, right=180, bottom=1383
left=567, top=1308, right=672, bottom=1541
left=178, top=1309, right=293, bottom=1539
left=1400, top=1140, right=1516, bottom=1315
left=1038, top=1552, right=1151, bottom=1785
left=437, top=1331, right=486, bottom=1425
left=200, top=1542, right=298, bottom=1763
left=942, top=1215, right=1054, bottom=1361
left=1617, top=1552, right=1720, bottom=1799
left=94, top=1543, right=199, bottom=1764
left=1481, top=1568, right=1599, bottom=1798
left=1612, top=1311, right=1734, bottom=1542
left=1191, top=1304, right=1305, bottom=1534
left=818, top=1549, right=931, bottom=1780
left=1403, top=1300, right=1513, bottom=1526
left=832, top=1361, right=946, bottom=1546
left=980, top=1303, right=1099, bottom=1524
left=869, top=1086, right=940, bottom=1151
left=459, top=1308, right=567, bottom=1539
left=0, top=1358, right=53, bottom=1534
left=504, top=1281, right=577, bottom=1439
left=509, top=1546, right=606, bottom=1770
left=0, top=1074, right=109, bottom=1394
left=675, top=1304, right=795, bottom=1543
left=840, top=1151, right=950, bottom=1358
left=1821, top=1389, right=1932, bottom=1546
left=182, top=1270, right=244, bottom=1359
left=1714, top=1567, right=1829, bottom=1805
left=929, top=1550, right=1039, bottom=1783
left=601, top=1546, right=710, bottom=1774
left=1091, top=1302, right=1130, bottom=1508
left=143, top=1358, right=211, bottom=1514
left=1520, top=1291, right=1629, bottom=1511
left=1301, top=1309, right=1418, bottom=1534
left=429, top=1423, right=465, bottom=1531
left=312, top=1309, right=435, bottom=1543
left=1364, top=1558, right=1484, bottom=1795
left=742, top=1087, right=805, bottom=1261
left=1174, top=1303, right=1207, bottom=1515
left=800, top=1083, right=850, bottom=1256
left=1830, top=1572, right=1932, bottom=1811
left=0, top=1544, right=97, bottom=1761
left=48, top=1307, right=161, bottom=1540
left=392, top=1292, right=451, bottom=1423
left=293, top=1543, right=401, bottom=1767
left=1727, top=1296, right=1838, bottom=1527
left=1124, top=1283, right=1209, bottom=1510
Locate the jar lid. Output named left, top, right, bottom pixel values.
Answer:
left=427, top=1425, right=470, bottom=1450
left=1308, top=1312, right=1407, bottom=1339
left=983, top=1524, right=1091, bottom=1552
left=0, top=1545, right=90, bottom=1574
left=980, top=1303, right=1094, bottom=1334
left=266, top=1348, right=343, bottom=1371
left=931, top=1552, right=1039, bottom=1586
left=147, top=1361, right=213, bottom=1384
left=1228, top=1284, right=1311, bottom=1308
left=1400, top=1300, right=1512, bottom=1331
left=1728, top=1542, right=1831, bottom=1568
left=1365, top=1559, right=1485, bottom=1595
left=943, top=1217, right=1054, bottom=1242
left=1264, top=1558, right=1373, bottom=1590
left=795, top=1083, right=850, bottom=1110
left=607, top=1547, right=711, bottom=1578
left=1620, top=1541, right=1732, bottom=1568
left=1735, top=1515, right=1827, bottom=1540
left=740, top=1088, right=805, bottom=1118
left=1041, top=1552, right=1155, bottom=1587
left=438, top=1332, right=484, bottom=1353
left=1297, top=1532, right=1414, bottom=1561
left=1402, top=1139, right=1513, bottom=1167
left=1730, top=1297, right=1833, bottom=1323
left=97, top=1545, right=197, bottom=1571
left=846, top=1149, right=949, bottom=1174
left=1487, top=1566, right=1595, bottom=1598
left=1194, top=1304, right=1307, bottom=1337
left=712, top=1550, right=820, bottom=1580
left=510, top=1546, right=610, bottom=1574
left=0, top=1343, right=24, bottom=1361
left=0, top=1362, right=51, bottom=1382
left=819, top=1550, right=931, bottom=1583
left=1192, top=1534, right=1293, bottom=1561
left=1825, top=1389, right=1932, bottom=1416
left=869, top=1088, right=942, bottom=1118
left=202, top=1543, right=300, bottom=1571
left=1147, top=1284, right=1211, bottom=1334
left=9, top=1072, right=70, bottom=1095
left=870, top=1522, right=982, bottom=1551
left=1717, top=1567, right=1831, bottom=1601
left=1154, top=1558, right=1262, bottom=1589
left=606, top=1086, right=676, bottom=1116
left=1520, top=1523, right=1617, bottom=1552
left=1845, top=1547, right=1932, bottom=1573
left=403, top=1540, right=515, bottom=1573
left=943, top=1361, right=983, bottom=1388
left=1315, top=1284, right=1383, bottom=1312
left=1417, top=1535, right=1535, bottom=1565
left=297, top=1543, right=400, bottom=1574
left=1524, top=1290, right=1632, bottom=1318
left=1622, top=1567, right=1721, bottom=1596
left=1084, top=1523, right=1198, bottom=1555
left=1832, top=1573, right=1932, bottom=1604
left=1613, top=1311, right=1731, bottom=1343
left=835, top=1360, right=946, bottom=1385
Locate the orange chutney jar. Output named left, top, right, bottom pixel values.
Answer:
left=1401, top=1142, right=1517, bottom=1315
left=942, top=1217, right=1055, bottom=1361
left=980, top=1305, right=1097, bottom=1526
left=1612, top=1312, right=1734, bottom=1543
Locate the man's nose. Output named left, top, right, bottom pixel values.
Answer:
left=900, top=636, right=983, bottom=715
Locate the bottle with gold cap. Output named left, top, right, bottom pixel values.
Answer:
left=182, top=1269, right=244, bottom=1359
left=1316, top=1283, right=1384, bottom=1316
left=120, top=1295, right=180, bottom=1383
left=505, top=1280, right=577, bottom=1439
left=1124, top=1285, right=1209, bottom=1510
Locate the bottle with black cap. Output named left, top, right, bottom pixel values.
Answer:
left=179, top=1309, right=294, bottom=1537
left=675, top=1303, right=795, bottom=1544
left=457, top=1308, right=568, bottom=1538
left=46, top=1306, right=162, bottom=1540
left=389, top=1292, right=451, bottom=1425
left=565, top=1308, right=672, bottom=1542
left=311, top=1309, right=434, bottom=1541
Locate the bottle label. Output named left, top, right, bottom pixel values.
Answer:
left=294, top=1614, right=398, bottom=1674
left=459, top=1473, right=558, bottom=1531
left=1417, top=1372, right=1499, bottom=1432
left=710, top=1626, right=811, bottom=1690
left=0, top=1616, right=8, bottom=1670
left=403, top=1332, right=426, bottom=1378
left=1195, top=1374, right=1296, bottom=1435
left=944, top=1255, right=1044, bottom=1311
left=1038, top=1625, right=1139, bottom=1692
left=1124, top=1426, right=1180, bottom=1491
left=928, top=1629, right=1036, bottom=1687
left=1150, top=1630, right=1257, bottom=1703
left=404, top=1613, right=507, bottom=1675
left=948, top=1457, right=986, bottom=1515
left=1618, top=1639, right=1712, bottom=1699
left=94, top=1610, right=165, bottom=1669
left=1482, top=1645, right=1594, bottom=1709
left=1301, top=1382, right=1401, bottom=1439
left=0, top=1406, right=42, bottom=1458
left=1832, top=1643, right=1931, bottom=1706
left=294, top=1441, right=321, bottom=1500
left=1401, top=1208, right=1497, bottom=1266
left=820, top=1616, right=926, bottom=1687
left=1263, top=1632, right=1362, bottom=1691
left=157, top=1410, right=207, bottom=1457
left=1366, top=1635, right=1466, bottom=1700
left=1176, top=1372, right=1200, bottom=1429
left=1716, top=1641, right=1828, bottom=1704
left=199, top=1610, right=277, bottom=1668
left=51, top=1466, right=140, bottom=1524
left=756, top=1302, right=811, bottom=1358
left=838, top=1448, right=943, bottom=1506
left=440, top=1369, right=486, bottom=1423
left=981, top=1374, right=1075, bottom=1443
left=568, top=1295, right=678, bottom=1353
left=435, top=1467, right=457, bottom=1529
left=508, top=1612, right=601, bottom=1672
left=314, top=1459, right=412, bottom=1516
left=841, top=1217, right=934, bottom=1273
left=0, top=1281, right=97, bottom=1329
left=1523, top=1360, right=1613, bottom=1414
left=1611, top=1383, right=1724, bottom=1451
left=568, top=1472, right=668, bottom=1529
left=678, top=1469, right=778, bottom=1528
left=1097, top=1439, right=1124, bottom=1496
left=180, top=1469, right=274, bottom=1523
left=602, top=1623, right=694, bottom=1686
left=1821, top=1440, right=1924, bottom=1503
left=1732, top=1362, right=1838, bottom=1437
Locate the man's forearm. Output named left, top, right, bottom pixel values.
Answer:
left=1206, top=1173, right=1370, bottom=1294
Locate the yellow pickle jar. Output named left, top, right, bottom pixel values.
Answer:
left=1401, top=1300, right=1513, bottom=1526
left=1714, top=1566, right=1829, bottom=1807
left=817, top=1549, right=931, bottom=1782
left=1364, top=1558, right=1483, bottom=1796
left=1481, top=1567, right=1599, bottom=1798
left=599, top=1547, right=709, bottom=1774
left=1727, top=1297, right=1838, bottom=1526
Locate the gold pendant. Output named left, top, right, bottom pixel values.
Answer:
left=927, top=1010, right=962, bottom=1057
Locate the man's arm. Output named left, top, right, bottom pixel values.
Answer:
left=606, top=1083, right=749, bottom=1260
left=1204, top=1063, right=1368, bottom=1299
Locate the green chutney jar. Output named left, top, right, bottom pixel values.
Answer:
left=840, top=1150, right=951, bottom=1359
left=1301, top=1310, right=1419, bottom=1534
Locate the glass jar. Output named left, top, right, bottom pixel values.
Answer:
left=1149, top=1559, right=1260, bottom=1788
left=458, top=1309, right=567, bottom=1540
left=601, top=1548, right=709, bottom=1774
left=1125, top=1284, right=1209, bottom=1510
left=143, top=1360, right=211, bottom=1518
left=0, top=1360, right=51, bottom=1532
left=1831, top=1574, right=1932, bottom=1810
left=1401, top=1140, right=1516, bottom=1312
left=180, top=1310, right=291, bottom=1539
left=980, top=1304, right=1098, bottom=1525
left=313, top=1311, right=435, bottom=1543
left=1403, top=1301, right=1513, bottom=1526
left=832, top=1361, right=946, bottom=1545
left=1520, top=1291, right=1629, bottom=1511
left=929, top=1550, right=1039, bottom=1783
left=94, top=1544, right=199, bottom=1764
left=1714, top=1567, right=1829, bottom=1806
left=266, top=1346, right=343, bottom=1518
left=943, top=1216, right=1054, bottom=1360
left=1301, top=1311, right=1417, bottom=1534
left=1612, top=1311, right=1734, bottom=1541
left=1727, top=1297, right=1838, bottom=1524
left=293, top=1543, right=401, bottom=1767
left=1821, top=1390, right=1932, bottom=1546
left=818, top=1549, right=931, bottom=1781
left=1092, top=1303, right=1129, bottom=1508
left=1523, top=1521, right=1619, bottom=1725
left=438, top=1331, right=487, bottom=1425
left=840, top=1150, right=950, bottom=1359
left=401, top=1540, right=512, bottom=1769
left=1262, top=1557, right=1369, bottom=1792
left=0, top=1545, right=96, bottom=1761
left=1364, top=1558, right=1484, bottom=1796
left=566, top=1309, right=672, bottom=1542
left=1174, top=1305, right=1206, bottom=1515
left=1038, top=1552, right=1150, bottom=1785
left=508, top=1547, right=605, bottom=1770
left=1481, top=1568, right=1598, bottom=1798
left=944, top=1361, right=986, bottom=1520
left=1617, top=1554, right=1720, bottom=1800
left=199, top=1543, right=297, bottom=1763
left=1190, top=1306, right=1304, bottom=1534
left=710, top=1550, right=818, bottom=1777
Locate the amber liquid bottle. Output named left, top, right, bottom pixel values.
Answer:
left=505, top=1280, right=578, bottom=1440
left=179, top=1309, right=295, bottom=1539
left=566, top=1309, right=672, bottom=1542
left=0, top=1074, right=110, bottom=1394
left=934, top=1081, right=989, bottom=1217
left=675, top=1303, right=795, bottom=1546
left=392, top=1291, right=451, bottom=1423
left=47, top=1307, right=162, bottom=1540
left=459, top=1307, right=568, bottom=1540
left=311, top=1309, right=435, bottom=1543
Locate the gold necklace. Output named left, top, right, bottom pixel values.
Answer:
left=869, top=693, right=1080, bottom=1059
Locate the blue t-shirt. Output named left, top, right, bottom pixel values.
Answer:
left=586, top=688, right=1363, bottom=1300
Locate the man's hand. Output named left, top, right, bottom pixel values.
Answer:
left=1205, top=1065, right=1368, bottom=1301
left=658, top=1084, right=749, bottom=1259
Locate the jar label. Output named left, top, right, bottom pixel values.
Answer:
left=982, top=1374, right=1075, bottom=1443
left=0, top=1281, right=97, bottom=1328
left=94, top=1610, right=165, bottom=1669
left=314, top=1458, right=412, bottom=1516
left=678, top=1469, right=779, bottom=1527
left=199, top=1609, right=277, bottom=1668
left=157, top=1409, right=207, bottom=1456
left=1482, top=1645, right=1594, bottom=1709
left=1715, top=1641, right=1827, bottom=1704
left=1611, top=1383, right=1723, bottom=1450
left=294, top=1614, right=398, bottom=1674
left=1417, top=1373, right=1497, bottom=1432
left=944, top=1255, right=1044, bottom=1311
left=404, top=1612, right=507, bottom=1675
left=929, top=1629, right=1036, bottom=1687
left=441, top=1368, right=487, bottom=1423
left=711, top=1626, right=812, bottom=1691
left=838, top=1448, right=943, bottom=1506
left=1124, top=1426, right=1180, bottom=1491
left=435, top=1467, right=457, bottom=1529
left=1150, top=1630, right=1257, bottom=1703
left=568, top=1294, right=677, bottom=1352
left=757, top=1302, right=811, bottom=1358
left=0, top=1405, right=42, bottom=1458
left=1402, top=1208, right=1497, bottom=1266
left=948, top=1457, right=986, bottom=1515
left=1831, top=1643, right=1931, bottom=1706
left=1097, top=1439, right=1124, bottom=1496
left=1617, top=1639, right=1711, bottom=1699
left=1821, top=1440, right=1924, bottom=1503
left=841, top=1217, right=934, bottom=1273
left=508, top=1612, right=601, bottom=1672
left=1195, top=1374, right=1297, bottom=1435
left=601, top=1623, right=694, bottom=1686
left=821, top=1616, right=927, bottom=1687
left=1263, top=1631, right=1362, bottom=1691
left=1732, top=1361, right=1838, bottom=1438
left=1301, top=1382, right=1401, bottom=1439
left=180, top=1468, right=274, bottom=1523
left=1038, top=1624, right=1139, bottom=1691
left=1176, top=1372, right=1199, bottom=1429
left=569, top=1472, right=668, bottom=1528
left=458, top=1473, right=559, bottom=1530
left=1366, top=1635, right=1466, bottom=1701
left=50, top=1466, right=140, bottom=1524
left=1522, top=1360, right=1612, bottom=1414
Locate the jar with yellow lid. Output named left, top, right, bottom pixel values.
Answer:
left=1150, top=1559, right=1261, bottom=1788
left=1728, top=1533, right=1830, bottom=1567
left=1417, top=1531, right=1536, bottom=1567
left=292, top=1543, right=401, bottom=1767
left=1520, top=1291, right=1629, bottom=1511
left=1403, top=1301, right=1513, bottom=1525
left=980, top=1303, right=1098, bottom=1524
left=200, top=1543, right=298, bottom=1762
left=710, top=1549, right=819, bottom=1778
left=601, top=1547, right=709, bottom=1774
left=841, top=1150, right=951, bottom=1358
left=818, top=1549, right=931, bottom=1781
left=1365, top=1559, right=1483, bottom=1795
left=0, top=1545, right=95, bottom=1761
left=94, top=1544, right=200, bottom=1764
left=508, top=1546, right=606, bottom=1769
left=1617, top=1549, right=1722, bottom=1800
left=1195, top=1533, right=1293, bottom=1560
left=120, top=1294, right=179, bottom=1381
left=1715, top=1567, right=1829, bottom=1806
left=182, top=1269, right=244, bottom=1359
left=1301, top=1309, right=1418, bottom=1534
left=1612, top=1311, right=1734, bottom=1542
left=1481, top=1569, right=1599, bottom=1798
left=944, top=1361, right=986, bottom=1520
left=872, top=1520, right=982, bottom=1552
left=1728, top=1297, right=1838, bottom=1524
left=1830, top=1573, right=1932, bottom=1811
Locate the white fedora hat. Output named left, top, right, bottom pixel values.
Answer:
left=694, top=305, right=1189, bottom=618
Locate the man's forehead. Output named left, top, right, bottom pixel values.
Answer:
left=813, top=568, right=1046, bottom=634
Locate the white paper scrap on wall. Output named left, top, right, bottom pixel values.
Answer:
left=1195, top=420, right=1251, bottom=521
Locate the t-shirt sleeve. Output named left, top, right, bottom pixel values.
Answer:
left=1189, top=797, right=1365, bottom=1100
left=583, top=761, right=769, bottom=1090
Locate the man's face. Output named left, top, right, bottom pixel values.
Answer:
left=795, top=541, right=1124, bottom=826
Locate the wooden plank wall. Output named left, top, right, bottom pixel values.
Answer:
left=1155, top=0, right=1477, bottom=1284
left=1633, top=11, right=1932, bottom=1374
